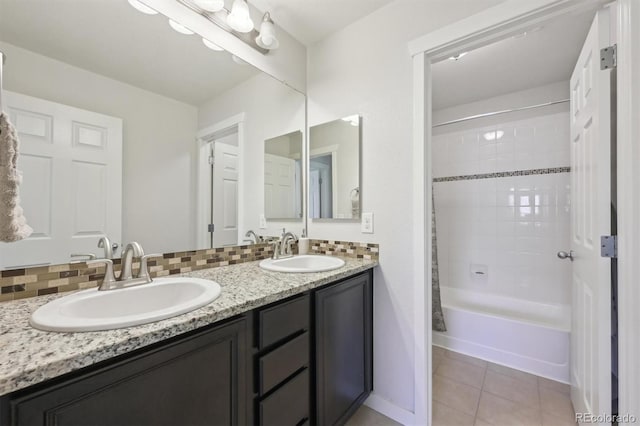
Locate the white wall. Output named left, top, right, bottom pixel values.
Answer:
left=198, top=72, right=306, bottom=238
left=0, top=42, right=199, bottom=255
left=306, top=0, right=505, bottom=417
left=432, top=83, right=571, bottom=306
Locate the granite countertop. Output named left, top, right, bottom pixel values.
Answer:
left=0, top=257, right=377, bottom=397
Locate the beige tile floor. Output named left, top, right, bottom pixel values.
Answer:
left=346, top=347, right=576, bottom=426
left=345, top=405, right=402, bottom=426
left=432, top=345, right=577, bottom=426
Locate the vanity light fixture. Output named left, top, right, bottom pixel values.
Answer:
left=256, top=12, right=279, bottom=50
left=202, top=38, right=225, bottom=51
left=127, top=0, right=158, bottom=15
left=128, top=0, right=278, bottom=53
left=168, top=19, right=195, bottom=34
left=227, top=0, right=254, bottom=33
left=194, top=0, right=225, bottom=12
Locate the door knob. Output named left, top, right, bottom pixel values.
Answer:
left=557, top=250, right=574, bottom=261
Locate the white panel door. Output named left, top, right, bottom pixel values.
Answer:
left=264, top=153, right=296, bottom=218
left=0, top=91, right=122, bottom=268
left=569, top=9, right=612, bottom=424
left=212, top=142, right=239, bottom=247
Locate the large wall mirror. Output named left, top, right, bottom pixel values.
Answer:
left=309, top=115, right=361, bottom=220
left=0, top=0, right=305, bottom=269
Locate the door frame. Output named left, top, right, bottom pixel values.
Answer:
left=408, top=0, right=638, bottom=424
left=613, top=0, right=640, bottom=421
left=196, top=112, right=245, bottom=249
left=309, top=145, right=339, bottom=218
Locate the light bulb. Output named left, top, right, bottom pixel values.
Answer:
left=194, top=0, right=225, bottom=12
left=127, top=0, right=158, bottom=15
left=256, top=13, right=279, bottom=49
left=202, top=38, right=224, bottom=51
left=227, top=0, right=254, bottom=33
left=168, top=19, right=194, bottom=35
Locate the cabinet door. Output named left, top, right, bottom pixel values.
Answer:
left=314, top=271, right=373, bottom=426
left=8, top=317, right=248, bottom=426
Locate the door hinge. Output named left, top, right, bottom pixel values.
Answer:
left=600, top=235, right=617, bottom=258
left=600, top=44, right=617, bottom=70
left=208, top=156, right=214, bottom=165
left=208, top=224, right=214, bottom=233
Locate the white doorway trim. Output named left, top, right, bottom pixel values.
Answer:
left=408, top=0, right=629, bottom=424
left=614, top=0, right=640, bottom=420
left=310, top=145, right=339, bottom=218
left=196, top=112, right=245, bottom=249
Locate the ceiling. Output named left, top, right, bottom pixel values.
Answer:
left=432, top=8, right=597, bottom=110
left=0, top=0, right=260, bottom=106
left=250, top=0, right=394, bottom=46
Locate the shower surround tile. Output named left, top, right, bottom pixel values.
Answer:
left=432, top=109, right=572, bottom=307
left=0, top=239, right=379, bottom=303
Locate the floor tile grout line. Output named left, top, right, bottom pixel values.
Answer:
left=431, top=373, right=483, bottom=418
left=473, top=363, right=489, bottom=424
left=433, top=346, right=575, bottom=426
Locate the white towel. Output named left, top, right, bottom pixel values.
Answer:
left=0, top=112, right=33, bottom=242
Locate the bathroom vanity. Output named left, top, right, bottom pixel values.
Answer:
left=0, top=261, right=374, bottom=426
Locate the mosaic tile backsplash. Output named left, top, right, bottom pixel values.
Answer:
left=0, top=239, right=379, bottom=303
left=309, top=240, right=379, bottom=259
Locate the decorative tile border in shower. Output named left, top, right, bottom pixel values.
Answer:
left=433, top=167, right=571, bottom=183
left=309, top=240, right=379, bottom=260
left=0, top=239, right=379, bottom=303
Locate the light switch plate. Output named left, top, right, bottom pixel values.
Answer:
left=259, top=214, right=267, bottom=229
left=361, top=212, right=374, bottom=234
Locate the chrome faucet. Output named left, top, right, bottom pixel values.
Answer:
left=280, top=229, right=297, bottom=257
left=244, top=230, right=261, bottom=244
left=87, top=242, right=161, bottom=291
left=97, top=236, right=116, bottom=259
left=120, top=242, right=144, bottom=281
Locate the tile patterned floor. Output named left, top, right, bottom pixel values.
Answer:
left=432, top=346, right=577, bottom=426
left=345, top=405, right=402, bottom=426
left=346, top=347, right=576, bottom=426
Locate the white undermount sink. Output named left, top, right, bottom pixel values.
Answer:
left=29, top=277, right=222, bottom=333
left=259, top=255, right=345, bottom=273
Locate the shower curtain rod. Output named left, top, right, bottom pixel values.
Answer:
left=432, top=99, right=570, bottom=128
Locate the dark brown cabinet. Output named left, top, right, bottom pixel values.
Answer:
left=254, top=293, right=311, bottom=426
left=0, top=270, right=373, bottom=426
left=1, top=317, right=249, bottom=426
left=314, top=270, right=373, bottom=426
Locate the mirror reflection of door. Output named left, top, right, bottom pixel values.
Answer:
left=264, top=130, right=303, bottom=220
left=309, top=154, right=333, bottom=218
left=0, top=91, right=123, bottom=269
left=210, top=130, right=239, bottom=248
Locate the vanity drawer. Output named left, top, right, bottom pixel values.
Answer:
left=259, top=331, right=309, bottom=394
left=259, top=369, right=309, bottom=426
left=258, top=294, right=309, bottom=349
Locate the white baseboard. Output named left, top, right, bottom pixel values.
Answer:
left=364, top=393, right=416, bottom=425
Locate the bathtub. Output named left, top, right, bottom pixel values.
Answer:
left=433, top=286, right=571, bottom=383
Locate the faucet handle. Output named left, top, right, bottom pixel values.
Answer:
left=138, top=254, right=162, bottom=282
left=86, top=259, right=117, bottom=290
left=71, top=253, right=97, bottom=261
left=271, top=240, right=281, bottom=259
